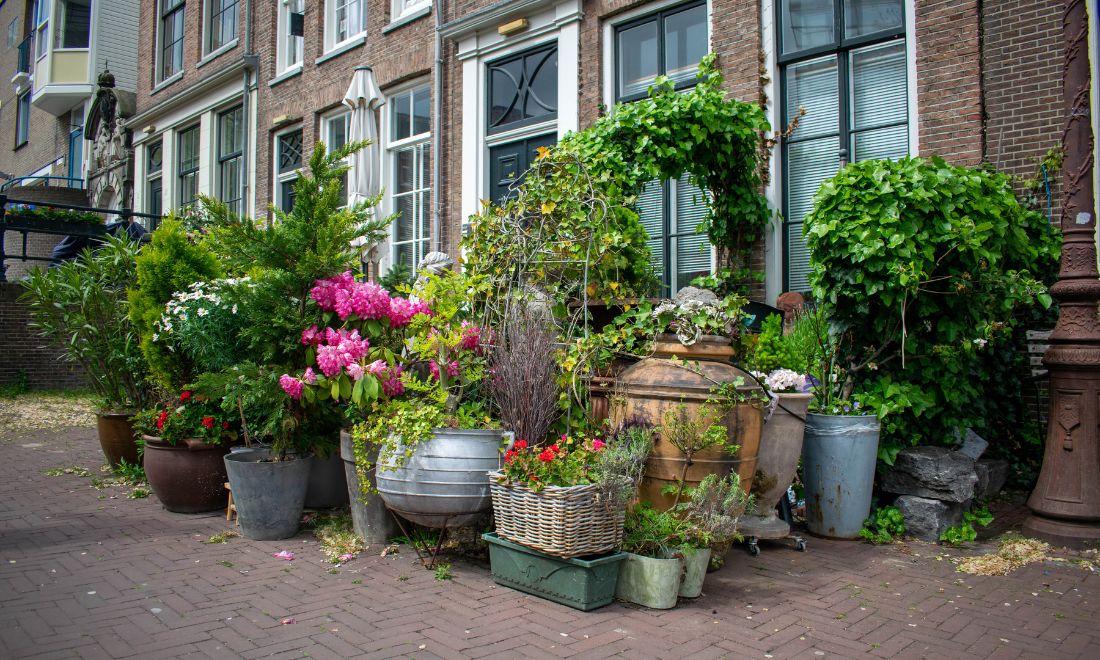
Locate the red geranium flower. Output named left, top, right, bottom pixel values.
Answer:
left=179, top=391, right=192, bottom=402
left=537, top=449, right=555, bottom=462
left=515, top=440, right=528, bottom=449
left=201, top=416, right=215, bottom=430
left=156, top=410, right=169, bottom=431
left=223, top=421, right=229, bottom=429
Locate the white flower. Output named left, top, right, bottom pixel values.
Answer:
left=974, top=338, right=988, bottom=348
left=765, top=369, right=808, bottom=393
left=152, top=333, right=159, bottom=342
left=197, top=308, right=208, bottom=317
left=231, top=304, right=238, bottom=314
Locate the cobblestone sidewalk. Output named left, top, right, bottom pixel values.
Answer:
left=1, top=427, right=1096, bottom=659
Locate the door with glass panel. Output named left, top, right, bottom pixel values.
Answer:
left=488, top=133, right=556, bottom=205
left=780, top=0, right=908, bottom=293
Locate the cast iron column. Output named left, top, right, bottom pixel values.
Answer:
left=1022, top=0, right=1100, bottom=550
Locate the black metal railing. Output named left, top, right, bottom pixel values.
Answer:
left=16, top=36, right=31, bottom=74
left=0, top=193, right=162, bottom=281
left=1, top=175, right=86, bottom=192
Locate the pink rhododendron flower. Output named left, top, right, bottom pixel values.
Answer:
left=346, top=363, right=364, bottom=381
left=279, top=374, right=304, bottom=400
left=388, top=297, right=432, bottom=328
left=316, top=328, right=369, bottom=377
left=428, top=359, right=460, bottom=381
left=366, top=359, right=388, bottom=375
left=310, top=272, right=355, bottom=310
left=592, top=439, right=606, bottom=450
left=273, top=551, right=295, bottom=560
left=303, top=367, right=316, bottom=384
left=301, top=325, right=322, bottom=346
left=381, top=365, right=406, bottom=396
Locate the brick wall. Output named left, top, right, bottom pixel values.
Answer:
left=982, top=0, right=1063, bottom=215
left=915, top=0, right=984, bottom=167
left=0, top=281, right=86, bottom=390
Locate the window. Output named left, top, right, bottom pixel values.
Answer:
left=779, top=0, right=907, bottom=292
left=218, top=107, right=244, bottom=216
left=147, top=141, right=164, bottom=216
left=56, top=0, right=91, bottom=49
left=8, top=18, right=20, bottom=49
left=208, top=0, right=238, bottom=52
left=277, top=128, right=303, bottom=213
left=388, top=85, right=431, bottom=272
left=15, top=92, right=30, bottom=146
left=615, top=1, right=707, bottom=102
left=34, top=0, right=49, bottom=58
left=161, top=0, right=185, bottom=80
left=280, top=0, right=304, bottom=72
left=324, top=112, right=350, bottom=207
left=393, top=0, right=429, bottom=21
left=329, top=0, right=365, bottom=48
left=487, top=43, right=557, bottom=134
left=178, top=125, right=200, bottom=208
left=614, top=3, right=711, bottom=294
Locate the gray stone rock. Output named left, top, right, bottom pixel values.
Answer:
left=881, top=446, right=979, bottom=503
left=975, top=458, right=1010, bottom=498
left=894, top=495, right=971, bottom=543
left=673, top=286, right=718, bottom=305
left=955, top=428, right=989, bottom=460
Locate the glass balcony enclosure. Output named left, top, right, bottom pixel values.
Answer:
left=31, top=0, right=94, bottom=116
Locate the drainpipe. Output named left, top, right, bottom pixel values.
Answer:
left=432, top=0, right=443, bottom=252
left=241, top=0, right=254, bottom=217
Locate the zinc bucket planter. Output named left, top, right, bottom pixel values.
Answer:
left=305, top=447, right=350, bottom=509
left=142, top=435, right=230, bottom=513
left=340, top=429, right=398, bottom=543
left=614, top=552, right=685, bottom=609
left=488, top=472, right=629, bottom=558
left=679, top=548, right=712, bottom=598
left=224, top=449, right=313, bottom=541
left=96, top=412, right=141, bottom=468
left=483, top=532, right=625, bottom=611
left=802, top=413, right=880, bottom=539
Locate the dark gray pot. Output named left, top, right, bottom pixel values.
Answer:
left=305, top=448, right=350, bottom=509
left=340, top=430, right=399, bottom=544
left=224, top=449, right=313, bottom=541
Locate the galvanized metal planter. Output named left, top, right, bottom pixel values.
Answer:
left=802, top=413, right=880, bottom=538
left=376, top=428, right=513, bottom=528
left=483, top=532, right=625, bottom=611
left=614, top=552, right=684, bottom=609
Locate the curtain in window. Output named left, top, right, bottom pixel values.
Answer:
left=850, top=42, right=907, bottom=162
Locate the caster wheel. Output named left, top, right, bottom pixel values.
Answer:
left=750, top=544, right=760, bottom=557
left=796, top=540, right=807, bottom=552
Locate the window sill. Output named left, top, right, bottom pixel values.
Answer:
left=151, top=71, right=184, bottom=95
left=13, top=140, right=28, bottom=151
left=316, top=35, right=367, bottom=65
left=383, top=5, right=431, bottom=33
left=268, top=66, right=303, bottom=87
left=197, top=39, right=239, bottom=69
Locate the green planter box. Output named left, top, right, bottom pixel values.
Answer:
left=483, top=532, right=625, bottom=611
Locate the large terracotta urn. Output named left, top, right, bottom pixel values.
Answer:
left=741, top=392, right=812, bottom=540
left=613, top=334, right=765, bottom=510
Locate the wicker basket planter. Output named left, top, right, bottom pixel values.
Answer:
left=487, top=471, right=628, bottom=558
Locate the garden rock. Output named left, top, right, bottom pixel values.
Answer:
left=953, top=428, right=989, bottom=460
left=881, top=446, right=978, bottom=503
left=673, top=286, right=718, bottom=305
left=895, top=495, right=970, bottom=543
left=975, top=458, right=1010, bottom=498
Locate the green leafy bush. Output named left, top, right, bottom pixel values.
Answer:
left=804, top=156, right=1059, bottom=451
left=859, top=505, right=906, bottom=544
left=940, top=507, right=994, bottom=546
left=748, top=313, right=799, bottom=374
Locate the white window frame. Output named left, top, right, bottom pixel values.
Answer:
left=322, top=109, right=351, bottom=208
left=33, top=0, right=49, bottom=59
left=273, top=124, right=305, bottom=215
left=384, top=80, right=432, bottom=275
left=325, top=0, right=366, bottom=53
left=602, top=0, right=716, bottom=293
left=391, top=0, right=430, bottom=24
left=277, top=0, right=305, bottom=74
left=204, top=0, right=239, bottom=55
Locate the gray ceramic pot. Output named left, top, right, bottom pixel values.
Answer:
left=224, top=449, right=313, bottom=541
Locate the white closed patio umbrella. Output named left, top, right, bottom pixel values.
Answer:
left=343, top=66, right=386, bottom=259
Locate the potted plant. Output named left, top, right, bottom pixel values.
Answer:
left=483, top=422, right=652, bottom=610
left=677, top=473, right=755, bottom=591
left=21, top=235, right=151, bottom=467
left=132, top=390, right=236, bottom=512
left=800, top=158, right=1055, bottom=538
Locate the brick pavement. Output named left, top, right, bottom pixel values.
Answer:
left=1, top=427, right=1097, bottom=660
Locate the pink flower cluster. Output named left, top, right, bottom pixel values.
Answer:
left=311, top=327, right=369, bottom=378
left=310, top=272, right=430, bottom=328
left=459, top=320, right=483, bottom=353
left=429, top=359, right=460, bottom=381
left=280, top=374, right=305, bottom=400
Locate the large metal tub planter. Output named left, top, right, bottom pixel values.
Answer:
left=742, top=392, right=813, bottom=541
left=142, top=435, right=230, bottom=513
left=340, top=429, right=398, bottom=543
left=483, top=533, right=626, bottom=611
left=614, top=334, right=765, bottom=511
left=97, top=412, right=141, bottom=468
left=304, top=443, right=349, bottom=509
left=802, top=413, right=880, bottom=538
left=376, top=428, right=513, bottom=528
left=614, top=551, right=685, bottom=609
left=224, top=449, right=314, bottom=541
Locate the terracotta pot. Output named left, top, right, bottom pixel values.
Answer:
left=96, top=412, right=141, bottom=468
left=741, top=392, right=812, bottom=541
left=142, top=435, right=231, bottom=513
left=588, top=377, right=615, bottom=426
left=613, top=334, right=765, bottom=511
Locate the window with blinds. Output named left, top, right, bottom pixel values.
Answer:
left=635, top=176, right=712, bottom=297
left=779, top=0, right=908, bottom=293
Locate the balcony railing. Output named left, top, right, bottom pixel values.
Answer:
left=16, top=36, right=31, bottom=74
left=0, top=176, right=85, bottom=192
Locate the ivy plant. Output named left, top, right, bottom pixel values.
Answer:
left=940, top=507, right=994, bottom=546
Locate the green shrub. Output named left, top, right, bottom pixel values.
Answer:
left=859, top=505, right=905, bottom=544
left=748, top=313, right=799, bottom=374
left=940, top=506, right=994, bottom=546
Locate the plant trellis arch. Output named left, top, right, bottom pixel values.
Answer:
left=560, top=54, right=773, bottom=284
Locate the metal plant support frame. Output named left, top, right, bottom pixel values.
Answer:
left=0, top=194, right=161, bottom=281
left=1022, top=0, right=1100, bottom=549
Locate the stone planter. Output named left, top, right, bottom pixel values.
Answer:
left=340, top=429, right=399, bottom=544
left=305, top=446, right=349, bottom=509
left=224, top=449, right=313, bottom=541
left=802, top=414, right=880, bottom=538
left=96, top=412, right=141, bottom=468
left=483, top=532, right=625, bottom=611
left=614, top=552, right=685, bottom=609
left=142, top=435, right=230, bottom=513
left=679, top=548, right=712, bottom=598
left=376, top=428, right=512, bottom=528
left=742, top=392, right=812, bottom=540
